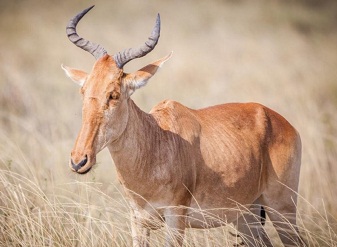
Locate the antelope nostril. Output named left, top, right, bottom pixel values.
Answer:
left=78, top=155, right=88, bottom=168
left=71, top=155, right=88, bottom=171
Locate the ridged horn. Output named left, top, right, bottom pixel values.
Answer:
left=114, top=14, right=161, bottom=68
left=66, top=5, right=107, bottom=60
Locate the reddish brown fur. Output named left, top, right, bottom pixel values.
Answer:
left=63, top=54, right=303, bottom=247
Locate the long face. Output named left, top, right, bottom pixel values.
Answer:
left=70, top=56, right=129, bottom=174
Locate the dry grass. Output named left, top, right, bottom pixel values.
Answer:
left=0, top=0, right=337, bottom=246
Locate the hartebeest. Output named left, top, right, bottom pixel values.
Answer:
left=62, top=6, right=303, bottom=247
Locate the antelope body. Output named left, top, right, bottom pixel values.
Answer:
left=62, top=6, right=303, bottom=246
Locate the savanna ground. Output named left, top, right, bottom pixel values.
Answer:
left=0, top=0, right=337, bottom=246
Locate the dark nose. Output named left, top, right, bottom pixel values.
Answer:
left=71, top=155, right=88, bottom=172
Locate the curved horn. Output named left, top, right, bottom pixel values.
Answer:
left=66, top=5, right=107, bottom=60
left=114, top=14, right=161, bottom=68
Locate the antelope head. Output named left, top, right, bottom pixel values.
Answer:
left=62, top=6, right=171, bottom=174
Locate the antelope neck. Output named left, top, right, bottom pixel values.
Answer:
left=108, top=99, right=160, bottom=166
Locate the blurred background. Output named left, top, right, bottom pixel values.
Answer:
left=0, top=0, right=337, bottom=245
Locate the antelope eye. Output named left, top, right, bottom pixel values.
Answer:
left=108, top=91, right=120, bottom=103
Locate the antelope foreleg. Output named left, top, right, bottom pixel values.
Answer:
left=131, top=210, right=150, bottom=247
left=164, top=207, right=187, bottom=247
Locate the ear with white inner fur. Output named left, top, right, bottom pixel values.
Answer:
left=123, top=52, right=172, bottom=96
left=61, top=64, right=88, bottom=86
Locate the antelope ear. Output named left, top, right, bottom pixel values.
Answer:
left=61, top=64, right=88, bottom=86
left=123, top=52, right=172, bottom=96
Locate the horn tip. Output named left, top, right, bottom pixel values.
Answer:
left=85, top=5, right=95, bottom=13
left=155, top=13, right=161, bottom=31
left=82, top=5, right=95, bottom=15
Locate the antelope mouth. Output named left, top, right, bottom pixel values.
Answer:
left=77, top=166, right=92, bottom=174
left=69, top=155, right=96, bottom=175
